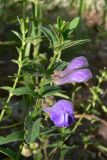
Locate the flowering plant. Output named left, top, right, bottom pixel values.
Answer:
left=44, top=56, right=92, bottom=127
left=0, top=1, right=107, bottom=159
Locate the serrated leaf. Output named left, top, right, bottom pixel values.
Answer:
left=69, top=17, right=80, bottom=30
left=0, top=132, right=23, bottom=145
left=0, top=147, right=17, bottom=160
left=24, top=115, right=41, bottom=144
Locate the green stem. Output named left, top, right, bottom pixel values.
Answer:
left=22, top=1, right=26, bottom=19
left=48, top=51, right=59, bottom=70
left=78, top=0, right=84, bottom=17
left=57, top=51, right=61, bottom=61
left=0, top=122, right=23, bottom=130
left=72, top=104, right=91, bottom=133
left=0, top=49, right=23, bottom=122
left=0, top=16, right=27, bottom=121
left=32, top=99, right=41, bottom=118
left=102, top=0, right=107, bottom=29
left=32, top=0, right=42, bottom=58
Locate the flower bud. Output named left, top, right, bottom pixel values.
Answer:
left=41, top=100, right=49, bottom=108
left=45, top=96, right=55, bottom=105
left=21, top=143, right=32, bottom=157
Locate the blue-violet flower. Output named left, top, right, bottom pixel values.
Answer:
left=53, top=56, right=92, bottom=85
left=43, top=100, right=75, bottom=127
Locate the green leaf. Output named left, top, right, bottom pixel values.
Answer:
left=39, top=78, right=51, bottom=87
left=40, top=85, right=61, bottom=96
left=61, top=22, right=70, bottom=33
left=12, top=30, right=22, bottom=40
left=0, top=41, right=17, bottom=45
left=1, top=86, right=36, bottom=97
left=102, top=105, right=107, bottom=113
left=0, top=132, right=23, bottom=145
left=97, top=145, right=107, bottom=153
left=43, top=91, right=60, bottom=97
left=24, top=115, right=41, bottom=144
left=54, top=61, right=68, bottom=71
left=49, top=25, right=59, bottom=41
left=41, top=26, right=57, bottom=45
left=69, top=17, right=80, bottom=30
left=57, top=16, right=63, bottom=30
left=43, top=90, right=69, bottom=99
left=12, top=86, right=36, bottom=97
left=11, top=59, right=19, bottom=65
left=60, top=39, right=90, bottom=51
left=52, top=92, right=69, bottom=99
left=0, top=86, right=12, bottom=92
left=0, top=147, right=17, bottom=160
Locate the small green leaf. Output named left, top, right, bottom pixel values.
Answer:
left=24, top=115, right=41, bottom=144
left=0, top=86, right=12, bottom=92
left=12, top=86, right=36, bottom=97
left=55, top=61, right=68, bottom=71
left=43, top=91, right=59, bottom=97
left=12, top=30, right=22, bottom=40
left=39, top=78, right=51, bottom=87
left=41, top=27, right=57, bottom=45
left=40, top=85, right=61, bottom=96
left=11, top=59, right=19, bottom=65
left=0, top=132, right=23, bottom=145
left=52, top=92, right=69, bottom=99
left=0, top=41, right=17, bottom=45
left=57, top=16, right=63, bottom=30
left=60, top=39, right=90, bottom=51
left=0, top=147, right=17, bottom=160
left=102, top=105, right=107, bottom=113
left=69, top=17, right=80, bottom=30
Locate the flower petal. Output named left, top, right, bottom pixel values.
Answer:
left=43, top=100, right=75, bottom=127
left=54, top=69, right=92, bottom=85
left=50, top=112, right=65, bottom=127
left=43, top=100, right=74, bottom=115
left=62, top=56, right=89, bottom=76
left=50, top=112, right=74, bottom=127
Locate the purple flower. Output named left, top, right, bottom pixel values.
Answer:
left=43, top=100, right=75, bottom=127
left=53, top=56, right=92, bottom=85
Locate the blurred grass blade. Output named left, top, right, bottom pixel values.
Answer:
left=0, top=132, right=23, bottom=145
left=0, top=147, right=17, bottom=160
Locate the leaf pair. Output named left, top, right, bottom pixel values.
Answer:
left=24, top=115, right=41, bottom=144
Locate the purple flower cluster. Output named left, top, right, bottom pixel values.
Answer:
left=44, top=56, right=92, bottom=127
left=53, top=56, right=92, bottom=85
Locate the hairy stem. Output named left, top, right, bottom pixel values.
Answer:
left=0, top=48, right=23, bottom=122
left=75, top=113, right=107, bottom=127
left=48, top=50, right=59, bottom=70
